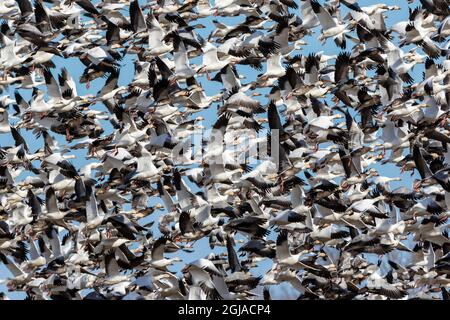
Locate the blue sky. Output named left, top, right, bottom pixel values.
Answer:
left=0, top=0, right=427, bottom=299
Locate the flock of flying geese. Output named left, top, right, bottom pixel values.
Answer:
left=0, top=0, right=450, bottom=300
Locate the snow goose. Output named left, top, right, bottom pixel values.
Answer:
left=0, top=105, right=10, bottom=133
left=146, top=13, right=173, bottom=56
left=310, top=0, right=352, bottom=48
left=197, top=42, right=239, bottom=79
left=85, top=187, right=104, bottom=230
left=148, top=236, right=182, bottom=269
left=97, top=251, right=130, bottom=286
left=129, top=0, right=147, bottom=35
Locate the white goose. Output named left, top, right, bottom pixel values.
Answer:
left=0, top=33, right=29, bottom=76
left=147, top=15, right=173, bottom=56
left=148, top=237, right=182, bottom=269
left=0, top=105, right=10, bottom=133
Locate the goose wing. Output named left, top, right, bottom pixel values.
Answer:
left=45, top=187, right=59, bottom=214
left=86, top=188, right=100, bottom=223
left=310, top=0, right=338, bottom=30
left=276, top=230, right=291, bottom=260
left=226, top=235, right=244, bottom=272
left=151, top=236, right=168, bottom=261
left=129, top=0, right=147, bottom=33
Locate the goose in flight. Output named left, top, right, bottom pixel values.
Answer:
left=275, top=230, right=323, bottom=271
left=0, top=0, right=450, bottom=301
left=148, top=236, right=182, bottom=269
